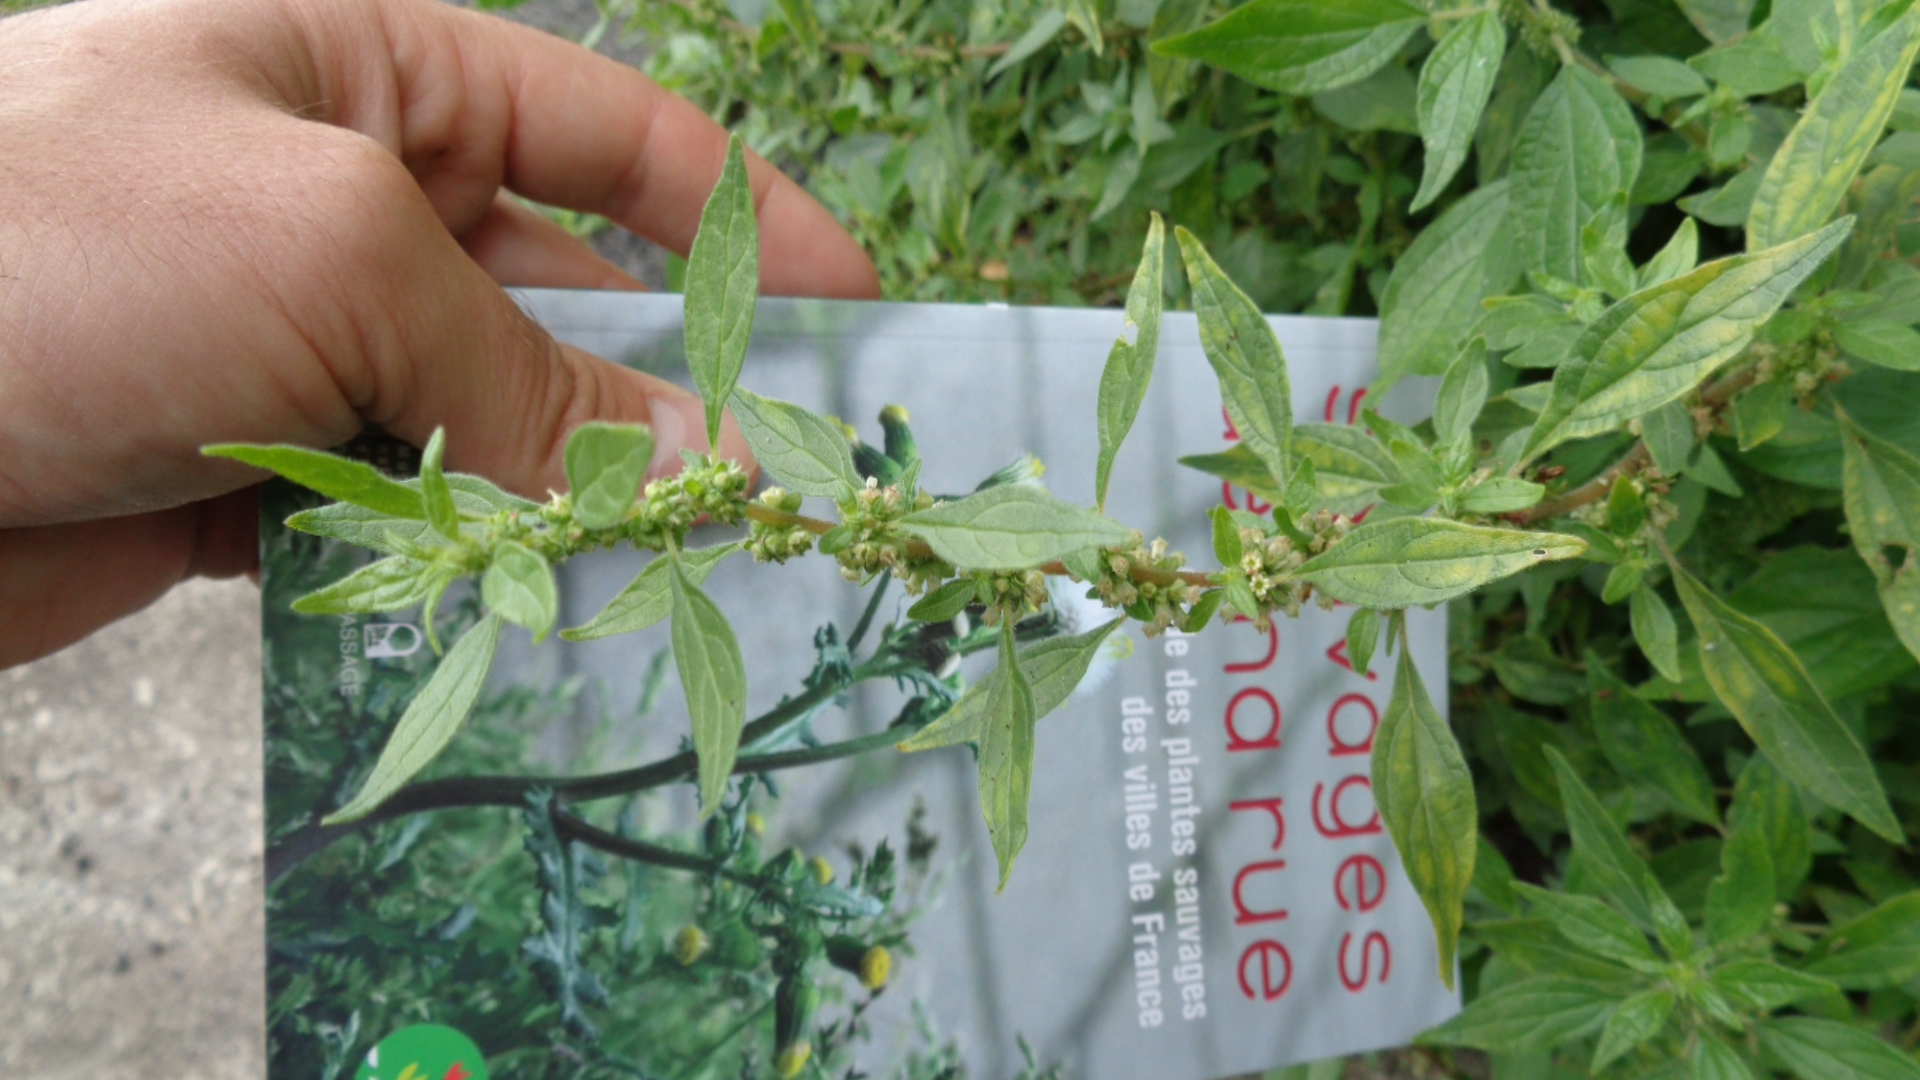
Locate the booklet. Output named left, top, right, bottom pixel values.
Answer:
left=261, top=292, right=1458, bottom=1080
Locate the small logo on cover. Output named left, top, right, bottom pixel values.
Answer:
left=354, top=1023, right=486, bottom=1080
left=363, top=622, right=424, bottom=660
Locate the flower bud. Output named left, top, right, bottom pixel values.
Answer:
left=809, top=855, right=835, bottom=885
left=671, top=925, right=709, bottom=966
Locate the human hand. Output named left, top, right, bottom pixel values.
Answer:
left=0, top=0, right=879, bottom=668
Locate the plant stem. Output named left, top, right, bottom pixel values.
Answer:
left=743, top=503, right=1215, bottom=587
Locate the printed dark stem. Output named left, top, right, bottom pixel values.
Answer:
left=264, top=649, right=958, bottom=884
left=550, top=807, right=761, bottom=887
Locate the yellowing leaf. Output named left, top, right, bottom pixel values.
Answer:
left=1297, top=517, right=1585, bottom=608
left=1177, top=226, right=1295, bottom=490
left=1152, top=0, right=1425, bottom=95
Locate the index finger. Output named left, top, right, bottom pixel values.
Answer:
left=306, top=0, right=880, bottom=300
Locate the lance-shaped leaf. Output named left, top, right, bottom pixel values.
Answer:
left=1748, top=7, right=1920, bottom=251
left=1419, top=976, right=1614, bottom=1051
left=1712, top=960, right=1835, bottom=1012
left=670, top=558, right=748, bottom=817
left=979, top=621, right=1039, bottom=891
left=1706, top=822, right=1775, bottom=945
left=1521, top=219, right=1852, bottom=459
left=1298, top=517, right=1585, bottom=608
left=900, top=485, right=1132, bottom=570
left=286, top=474, right=537, bottom=555
left=1151, top=0, right=1425, bottom=95
left=729, top=389, right=861, bottom=499
left=293, top=556, right=442, bottom=616
left=1507, top=66, right=1642, bottom=286
left=1837, top=410, right=1920, bottom=663
left=1630, top=585, right=1684, bottom=682
left=1759, top=1018, right=1920, bottom=1080
left=1592, top=990, right=1675, bottom=1074
left=684, top=135, right=759, bottom=448
left=1412, top=10, right=1505, bottom=211
left=323, top=614, right=502, bottom=824
left=1690, top=1036, right=1759, bottom=1080
left=1177, top=226, right=1294, bottom=491
left=564, top=422, right=654, bottom=529
left=899, top=618, right=1123, bottom=751
left=1803, top=893, right=1920, bottom=989
left=561, top=543, right=741, bottom=641
left=1374, top=647, right=1475, bottom=989
left=1347, top=606, right=1380, bottom=677
left=1378, top=180, right=1513, bottom=386
left=1178, top=444, right=1283, bottom=503
left=482, top=541, right=559, bottom=643
left=1510, top=883, right=1660, bottom=971
left=1546, top=747, right=1690, bottom=950
left=1588, top=658, right=1718, bottom=826
left=1096, top=213, right=1166, bottom=512
left=204, top=443, right=426, bottom=519
left=1671, top=563, right=1903, bottom=842
left=419, top=428, right=461, bottom=541
left=1295, top=424, right=1400, bottom=512
left=1729, top=754, right=1812, bottom=901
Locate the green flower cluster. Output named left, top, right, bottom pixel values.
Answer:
left=821, top=477, right=950, bottom=593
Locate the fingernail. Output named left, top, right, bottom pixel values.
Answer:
left=645, top=388, right=710, bottom=478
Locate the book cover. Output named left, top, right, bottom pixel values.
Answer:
left=260, top=292, right=1458, bottom=1080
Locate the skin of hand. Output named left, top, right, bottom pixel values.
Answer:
left=0, top=0, right=880, bottom=669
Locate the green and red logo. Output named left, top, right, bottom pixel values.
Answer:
left=353, top=1023, right=487, bottom=1080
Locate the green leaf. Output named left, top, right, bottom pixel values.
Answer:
left=1837, top=410, right=1920, bottom=663
left=1210, top=505, right=1244, bottom=567
left=1691, top=1036, right=1759, bottom=1080
left=1378, top=180, right=1514, bottom=385
left=1759, top=1018, right=1920, bottom=1080
left=1706, top=820, right=1776, bottom=944
left=729, top=388, right=861, bottom=498
left=1346, top=606, right=1380, bottom=677
left=204, top=443, right=426, bottom=519
left=1607, top=55, right=1709, bottom=98
left=322, top=614, right=502, bottom=825
left=1690, top=24, right=1801, bottom=97
left=1728, top=754, right=1812, bottom=901
left=908, top=579, right=976, bottom=623
left=1419, top=976, right=1615, bottom=1051
left=1295, top=424, right=1402, bottom=512
left=684, top=134, right=759, bottom=448
left=1642, top=400, right=1697, bottom=476
left=1179, top=444, right=1283, bottom=502
left=670, top=557, right=748, bottom=817
left=979, top=620, right=1039, bottom=891
left=1748, top=7, right=1920, bottom=252
left=985, top=9, right=1068, bottom=80
left=1675, top=0, right=1757, bottom=44
left=899, top=618, right=1123, bottom=752
left=560, top=543, right=739, bottom=641
left=1373, top=647, right=1475, bottom=990
left=1512, top=883, right=1660, bottom=970
left=1521, top=218, right=1852, bottom=459
left=1455, top=477, right=1546, bottom=514
left=1434, top=339, right=1491, bottom=447
left=1591, top=989, right=1676, bottom=1074
left=1671, top=562, right=1903, bottom=843
left=1412, top=10, right=1505, bottom=211
left=1297, top=517, right=1585, bottom=608
left=482, top=541, right=559, bottom=643
left=1733, top=378, right=1792, bottom=450
left=1547, top=747, right=1688, bottom=942
left=292, top=556, right=441, bottom=616
left=900, top=485, right=1132, bottom=571
left=1803, top=893, right=1920, bottom=989
left=419, top=428, right=461, bottom=541
left=1151, top=0, right=1425, bottom=95
left=1177, top=226, right=1294, bottom=491
left=1507, top=66, right=1642, bottom=286
left=285, top=474, right=536, bottom=555
left=564, top=422, right=655, bottom=529
left=1096, top=213, right=1166, bottom=511
left=1640, top=217, right=1701, bottom=290
left=1589, top=659, right=1718, bottom=826
left=1711, top=960, right=1834, bottom=1011
left=1835, top=318, right=1920, bottom=372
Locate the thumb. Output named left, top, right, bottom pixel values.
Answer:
left=347, top=203, right=748, bottom=497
